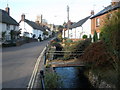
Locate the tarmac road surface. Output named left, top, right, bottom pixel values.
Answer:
left=2, top=40, right=50, bottom=88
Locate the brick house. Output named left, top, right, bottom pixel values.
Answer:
left=90, top=0, right=120, bottom=37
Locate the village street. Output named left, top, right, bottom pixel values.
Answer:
left=2, top=39, right=50, bottom=88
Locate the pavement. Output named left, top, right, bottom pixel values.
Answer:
left=2, top=39, right=50, bottom=88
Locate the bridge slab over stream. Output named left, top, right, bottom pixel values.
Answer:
left=51, top=64, right=85, bottom=68
left=47, top=59, right=85, bottom=68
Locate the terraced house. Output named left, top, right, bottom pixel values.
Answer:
left=62, top=15, right=92, bottom=40
left=0, top=6, right=19, bottom=43
left=90, top=0, right=120, bottom=37
left=19, top=14, right=45, bottom=40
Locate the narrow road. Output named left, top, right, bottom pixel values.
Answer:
left=2, top=39, right=50, bottom=88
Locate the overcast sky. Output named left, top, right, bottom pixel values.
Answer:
left=0, top=0, right=111, bottom=25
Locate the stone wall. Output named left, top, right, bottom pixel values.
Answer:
left=88, top=71, right=115, bottom=88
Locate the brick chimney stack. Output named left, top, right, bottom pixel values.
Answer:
left=111, top=0, right=120, bottom=6
left=35, top=21, right=40, bottom=25
left=91, top=10, right=94, bottom=15
left=21, top=14, right=25, bottom=21
left=5, top=6, right=10, bottom=15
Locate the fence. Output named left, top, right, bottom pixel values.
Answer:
left=27, top=44, right=49, bottom=90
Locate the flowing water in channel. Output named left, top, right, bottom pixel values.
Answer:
left=55, top=67, right=93, bottom=88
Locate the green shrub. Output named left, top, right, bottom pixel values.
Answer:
left=63, top=39, right=91, bottom=60
left=50, top=41, right=63, bottom=51
left=93, top=31, right=98, bottom=42
left=44, top=72, right=61, bottom=88
left=24, top=37, right=30, bottom=43
left=65, top=39, right=73, bottom=43
left=2, top=31, right=6, bottom=40
left=100, top=10, right=120, bottom=88
left=82, top=34, right=88, bottom=39
left=57, top=33, right=63, bottom=42
left=2, top=43, right=16, bottom=47
left=89, top=34, right=92, bottom=42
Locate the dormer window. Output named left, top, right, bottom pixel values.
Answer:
left=96, top=18, right=100, bottom=27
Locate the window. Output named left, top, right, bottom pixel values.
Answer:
left=7, top=24, right=10, bottom=30
left=96, top=18, right=100, bottom=27
left=6, top=35, right=11, bottom=40
left=13, top=26, right=16, bottom=30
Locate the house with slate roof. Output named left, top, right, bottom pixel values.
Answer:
left=0, top=7, right=19, bottom=42
left=62, top=15, right=92, bottom=39
left=90, top=0, right=120, bottom=37
left=35, top=15, right=52, bottom=39
left=43, top=25, right=52, bottom=39
left=19, top=14, right=45, bottom=40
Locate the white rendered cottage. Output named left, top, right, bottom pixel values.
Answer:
left=0, top=7, right=19, bottom=42
left=62, top=15, right=92, bottom=39
left=19, top=14, right=44, bottom=40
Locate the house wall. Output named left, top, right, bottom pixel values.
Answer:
left=19, top=21, right=33, bottom=38
left=47, top=29, right=52, bottom=36
left=63, top=28, right=82, bottom=39
left=63, top=19, right=91, bottom=39
left=0, top=22, right=19, bottom=40
left=69, top=28, right=79, bottom=39
left=0, top=23, right=6, bottom=32
left=33, top=29, right=44, bottom=40
left=19, top=21, right=44, bottom=40
left=62, top=29, right=67, bottom=38
left=45, top=29, right=51, bottom=38
left=64, top=30, right=69, bottom=38
left=91, top=9, right=118, bottom=35
left=82, top=19, right=91, bottom=37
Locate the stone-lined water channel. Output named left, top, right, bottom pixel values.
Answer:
left=55, top=67, right=93, bottom=88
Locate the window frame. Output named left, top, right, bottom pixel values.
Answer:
left=7, top=24, right=10, bottom=30
left=96, top=18, right=100, bottom=27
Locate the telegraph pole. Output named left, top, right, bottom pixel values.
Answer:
left=67, top=5, right=69, bottom=38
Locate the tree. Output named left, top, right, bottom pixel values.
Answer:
left=10, top=30, right=16, bottom=40
left=2, top=31, right=6, bottom=40
left=16, top=30, right=21, bottom=38
left=93, top=30, right=98, bottom=42
left=100, top=9, right=120, bottom=89
left=89, top=34, right=92, bottom=42
left=58, top=25, right=64, bottom=33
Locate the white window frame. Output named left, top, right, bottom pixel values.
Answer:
left=7, top=24, right=10, bottom=30
left=96, top=18, right=100, bottom=27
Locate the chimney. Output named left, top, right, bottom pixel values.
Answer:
left=40, top=15, right=42, bottom=24
left=91, top=10, right=94, bottom=15
left=21, top=14, right=25, bottom=21
left=35, top=21, right=40, bottom=25
left=111, top=0, right=120, bottom=6
left=5, top=7, right=10, bottom=15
